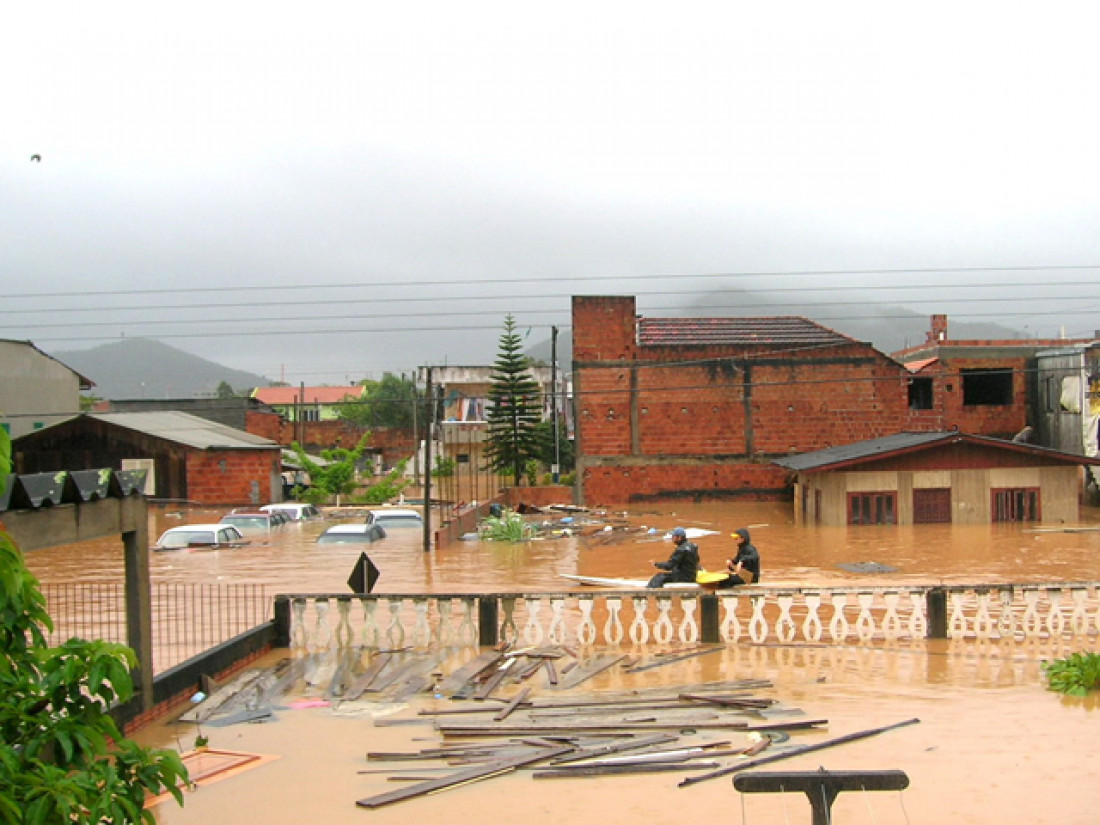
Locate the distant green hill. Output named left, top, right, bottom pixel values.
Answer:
left=54, top=339, right=270, bottom=400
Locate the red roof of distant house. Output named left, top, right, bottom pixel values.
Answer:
left=252, top=386, right=365, bottom=405
left=638, top=316, right=859, bottom=348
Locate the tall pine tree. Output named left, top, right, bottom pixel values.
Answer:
left=484, top=315, right=544, bottom=486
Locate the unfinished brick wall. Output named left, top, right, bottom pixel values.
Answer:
left=572, top=296, right=925, bottom=505
left=186, top=451, right=281, bottom=506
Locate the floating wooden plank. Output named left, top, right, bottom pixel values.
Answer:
left=473, top=658, right=515, bottom=701
left=436, top=718, right=825, bottom=737
left=342, top=652, right=392, bottom=701
left=543, top=659, right=558, bottom=686
left=557, top=654, right=625, bottom=690
left=356, top=746, right=573, bottom=809
left=439, top=651, right=505, bottom=698
left=493, top=687, right=531, bottom=722
left=548, top=733, right=678, bottom=764
left=678, top=717, right=920, bottom=787
left=624, top=647, right=723, bottom=673
left=534, top=761, right=721, bottom=778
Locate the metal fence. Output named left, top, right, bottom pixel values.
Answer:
left=40, top=583, right=272, bottom=674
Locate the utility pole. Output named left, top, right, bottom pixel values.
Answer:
left=551, top=326, right=560, bottom=483
left=422, top=366, right=433, bottom=553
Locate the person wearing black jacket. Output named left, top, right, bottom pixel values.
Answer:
left=716, top=527, right=761, bottom=587
left=647, top=527, right=700, bottom=588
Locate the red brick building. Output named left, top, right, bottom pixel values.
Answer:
left=572, top=296, right=922, bottom=505
left=893, top=314, right=1096, bottom=441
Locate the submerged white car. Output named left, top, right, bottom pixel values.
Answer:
left=261, top=502, right=322, bottom=521
left=365, top=508, right=424, bottom=530
left=316, top=523, right=386, bottom=545
left=154, top=524, right=249, bottom=551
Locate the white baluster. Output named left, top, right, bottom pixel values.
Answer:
left=996, top=588, right=1017, bottom=641
left=360, top=598, right=380, bottom=649
left=629, top=596, right=650, bottom=644
left=678, top=596, right=699, bottom=644
left=458, top=599, right=478, bottom=646
left=973, top=590, right=994, bottom=640
left=654, top=597, right=675, bottom=644
left=334, top=598, right=353, bottom=649
left=720, top=594, right=741, bottom=642
left=604, top=597, right=624, bottom=644
left=828, top=594, right=850, bottom=642
left=500, top=597, right=518, bottom=646
left=291, top=598, right=308, bottom=650
left=748, top=594, right=768, bottom=643
left=524, top=598, right=546, bottom=645
left=577, top=598, right=597, bottom=645
left=907, top=592, right=927, bottom=639
left=313, top=598, right=333, bottom=651
left=776, top=594, right=796, bottom=642
left=412, top=598, right=431, bottom=647
left=802, top=593, right=823, bottom=642
left=1069, top=588, right=1089, bottom=637
left=436, top=598, right=454, bottom=647
left=854, top=592, right=877, bottom=641
left=1021, top=589, right=1042, bottom=638
left=1044, top=589, right=1065, bottom=639
left=547, top=598, right=567, bottom=644
left=881, top=592, right=901, bottom=640
left=948, top=592, right=968, bottom=639
left=384, top=598, right=405, bottom=648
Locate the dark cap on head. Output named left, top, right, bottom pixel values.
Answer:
left=671, top=527, right=687, bottom=539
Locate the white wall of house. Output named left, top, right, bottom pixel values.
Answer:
left=0, top=340, right=85, bottom=438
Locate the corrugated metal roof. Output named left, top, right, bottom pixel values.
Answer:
left=252, top=386, right=364, bottom=405
left=89, top=411, right=279, bottom=450
left=637, top=316, right=858, bottom=348
left=774, top=430, right=1100, bottom=472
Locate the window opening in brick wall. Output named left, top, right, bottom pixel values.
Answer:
left=961, top=368, right=1013, bottom=406
left=991, top=487, right=1041, bottom=522
left=908, top=377, right=933, bottom=410
left=301, top=408, right=321, bottom=423
left=847, top=491, right=897, bottom=525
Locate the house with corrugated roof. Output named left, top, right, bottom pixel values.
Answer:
left=773, top=430, right=1100, bottom=525
left=12, top=411, right=282, bottom=506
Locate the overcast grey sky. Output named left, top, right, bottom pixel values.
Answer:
left=4, top=2, right=1100, bottom=384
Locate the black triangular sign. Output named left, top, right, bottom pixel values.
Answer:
left=347, top=552, right=380, bottom=594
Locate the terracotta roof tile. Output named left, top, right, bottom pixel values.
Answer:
left=637, top=316, right=856, bottom=348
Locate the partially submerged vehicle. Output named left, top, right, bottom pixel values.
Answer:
left=261, top=502, right=322, bottom=521
left=219, top=510, right=287, bottom=533
left=316, top=523, right=386, bottom=545
left=154, top=524, right=249, bottom=551
left=365, top=508, right=424, bottom=530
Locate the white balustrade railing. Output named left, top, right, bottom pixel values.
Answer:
left=276, top=582, right=1100, bottom=653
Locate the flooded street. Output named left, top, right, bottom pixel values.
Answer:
left=18, top=500, right=1100, bottom=824
left=22, top=499, right=1100, bottom=593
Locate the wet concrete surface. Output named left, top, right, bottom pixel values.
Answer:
left=20, top=500, right=1100, bottom=823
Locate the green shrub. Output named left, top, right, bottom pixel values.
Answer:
left=1042, top=651, right=1100, bottom=696
left=478, top=507, right=535, bottom=541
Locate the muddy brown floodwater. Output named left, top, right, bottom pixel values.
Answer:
left=20, top=500, right=1100, bottom=824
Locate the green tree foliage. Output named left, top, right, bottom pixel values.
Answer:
left=291, top=434, right=372, bottom=503
left=215, top=381, right=237, bottom=399
left=336, top=374, right=421, bottom=430
left=532, top=420, right=575, bottom=474
left=484, top=315, right=545, bottom=486
left=0, top=428, right=189, bottom=823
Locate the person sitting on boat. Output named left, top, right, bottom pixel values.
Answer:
left=647, top=527, right=700, bottom=588
left=715, top=528, right=761, bottom=588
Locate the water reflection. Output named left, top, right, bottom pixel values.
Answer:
left=20, top=500, right=1100, bottom=593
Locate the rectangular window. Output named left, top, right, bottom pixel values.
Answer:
left=847, top=491, right=897, bottom=525
left=301, top=408, right=320, bottom=423
left=908, top=377, right=933, bottom=410
left=962, top=368, right=1013, bottom=406
left=991, top=487, right=1040, bottom=522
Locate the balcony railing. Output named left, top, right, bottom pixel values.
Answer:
left=276, top=581, right=1100, bottom=653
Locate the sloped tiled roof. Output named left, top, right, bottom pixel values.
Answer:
left=86, top=411, right=279, bottom=450
left=252, top=386, right=365, bottom=405
left=637, top=316, right=859, bottom=348
left=774, top=431, right=1100, bottom=473
left=904, top=357, right=939, bottom=374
